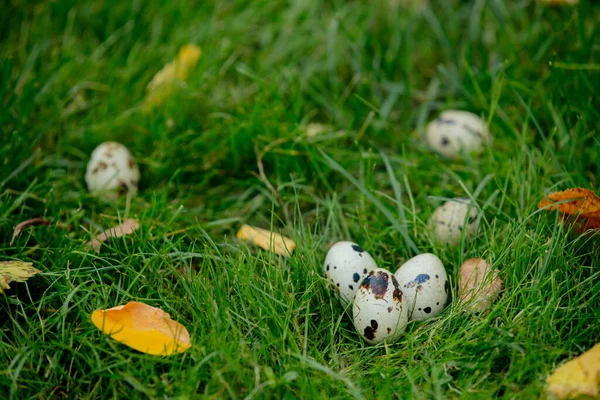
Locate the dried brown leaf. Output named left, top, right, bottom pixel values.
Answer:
left=87, top=219, right=140, bottom=253
left=10, top=217, right=69, bottom=246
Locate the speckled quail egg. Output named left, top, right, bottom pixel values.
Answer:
left=353, top=268, right=408, bottom=345
left=428, top=198, right=479, bottom=246
left=394, top=253, right=448, bottom=321
left=85, top=142, right=140, bottom=199
left=324, top=241, right=378, bottom=304
left=425, top=110, right=490, bottom=158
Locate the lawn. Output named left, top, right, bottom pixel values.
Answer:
left=1, top=0, right=599, bottom=398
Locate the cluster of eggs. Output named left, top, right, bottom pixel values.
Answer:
left=324, top=242, right=448, bottom=344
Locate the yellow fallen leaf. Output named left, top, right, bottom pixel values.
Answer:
left=0, top=261, right=41, bottom=294
left=91, top=301, right=191, bottom=356
left=236, top=224, right=296, bottom=256
left=303, top=123, right=331, bottom=138
left=539, top=0, right=578, bottom=5
left=547, top=343, right=600, bottom=398
left=144, top=44, right=202, bottom=109
left=86, top=219, right=140, bottom=253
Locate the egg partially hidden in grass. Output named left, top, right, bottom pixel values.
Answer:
left=85, top=142, right=140, bottom=200
left=394, top=253, right=448, bottom=321
left=353, top=268, right=409, bottom=345
left=428, top=198, right=480, bottom=246
left=425, top=110, right=490, bottom=158
left=323, top=241, right=378, bottom=304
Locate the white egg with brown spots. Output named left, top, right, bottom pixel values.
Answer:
left=394, top=253, right=448, bottom=321
left=428, top=198, right=479, bottom=246
left=85, top=142, right=140, bottom=199
left=353, top=268, right=408, bottom=345
left=323, top=241, right=378, bottom=304
left=425, top=110, right=490, bottom=158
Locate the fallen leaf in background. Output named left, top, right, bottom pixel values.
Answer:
left=87, top=219, right=140, bottom=253
left=10, top=217, right=69, bottom=246
left=303, top=123, right=331, bottom=138
left=144, top=44, right=202, bottom=109
left=546, top=343, right=600, bottom=399
left=458, top=258, right=503, bottom=313
left=0, top=261, right=41, bottom=294
left=236, top=224, right=296, bottom=256
left=91, top=301, right=191, bottom=356
left=539, top=0, right=578, bottom=5
left=61, top=91, right=88, bottom=118
left=538, top=188, right=600, bottom=230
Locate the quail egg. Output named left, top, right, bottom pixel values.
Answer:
left=353, top=268, right=409, bottom=344
left=85, top=142, right=140, bottom=199
left=324, top=241, right=378, bottom=304
left=394, top=253, right=448, bottom=321
left=425, top=110, right=490, bottom=158
left=428, top=198, right=479, bottom=246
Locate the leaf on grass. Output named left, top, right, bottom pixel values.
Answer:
left=87, top=219, right=140, bottom=253
left=538, top=188, right=600, bottom=231
left=0, top=261, right=41, bottom=294
left=144, top=44, right=202, bottom=109
left=236, top=224, right=296, bottom=256
left=546, top=343, right=600, bottom=399
left=303, top=123, right=331, bottom=138
left=539, top=0, right=579, bottom=5
left=10, top=217, right=69, bottom=246
left=91, top=301, right=191, bottom=356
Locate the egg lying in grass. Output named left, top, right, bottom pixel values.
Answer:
left=85, top=142, right=140, bottom=199
left=353, top=268, right=409, bottom=345
left=394, top=253, right=448, bottom=321
left=425, top=110, right=490, bottom=158
left=324, top=241, right=378, bottom=304
left=428, top=198, right=479, bottom=246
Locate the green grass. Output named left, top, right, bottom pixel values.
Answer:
left=1, top=0, right=599, bottom=398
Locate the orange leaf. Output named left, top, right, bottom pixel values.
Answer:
left=91, top=301, right=191, bottom=356
left=538, top=188, right=600, bottom=231
left=86, top=219, right=140, bottom=253
left=546, top=343, right=600, bottom=398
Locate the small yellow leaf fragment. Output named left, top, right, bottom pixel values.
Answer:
left=0, top=261, right=41, bottom=294
left=303, top=123, right=331, bottom=138
left=546, top=343, right=600, bottom=399
left=144, top=44, right=202, bottom=109
left=539, top=0, right=578, bottom=5
left=236, top=224, right=296, bottom=256
left=91, top=301, right=191, bottom=356
left=86, top=219, right=140, bottom=253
